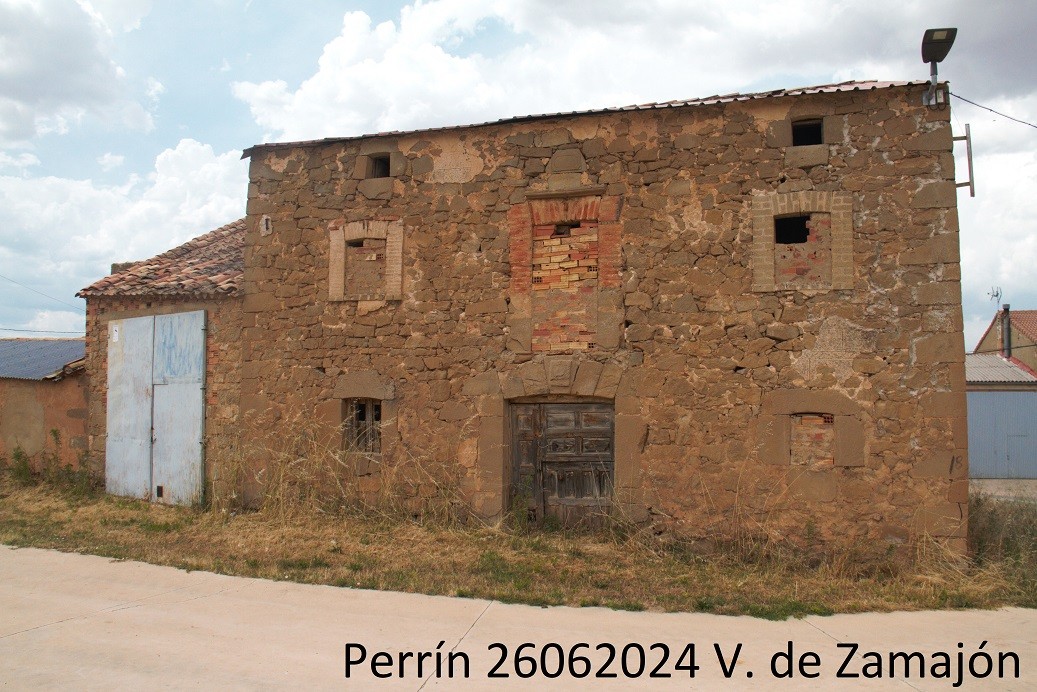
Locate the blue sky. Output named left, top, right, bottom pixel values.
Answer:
left=1, top=0, right=1035, bottom=349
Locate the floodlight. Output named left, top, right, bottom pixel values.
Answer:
left=921, top=27, right=957, bottom=107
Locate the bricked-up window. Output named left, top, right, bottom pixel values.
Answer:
left=775, top=215, right=810, bottom=244
left=791, top=119, right=824, bottom=146
left=790, top=412, right=835, bottom=468
left=344, top=398, right=381, bottom=454
left=368, top=154, right=390, bottom=178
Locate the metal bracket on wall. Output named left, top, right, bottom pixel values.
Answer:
left=954, top=123, right=975, bottom=198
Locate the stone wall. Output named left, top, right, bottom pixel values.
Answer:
left=239, top=83, right=968, bottom=552
left=0, top=375, right=87, bottom=469
left=83, top=296, right=242, bottom=482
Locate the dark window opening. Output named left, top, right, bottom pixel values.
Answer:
left=369, top=154, right=391, bottom=178
left=792, top=119, right=824, bottom=146
left=775, top=215, right=810, bottom=244
left=344, top=398, right=381, bottom=454
left=553, top=222, right=579, bottom=237
left=346, top=239, right=364, bottom=248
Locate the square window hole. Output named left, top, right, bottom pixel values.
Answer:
left=553, top=222, right=579, bottom=237
left=346, top=239, right=364, bottom=248
left=792, top=119, right=823, bottom=146
left=369, top=154, right=390, bottom=178
left=775, top=216, right=810, bottom=244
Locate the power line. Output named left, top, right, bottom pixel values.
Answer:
left=0, top=326, right=84, bottom=334
left=0, top=272, right=85, bottom=313
left=950, top=92, right=1037, bottom=130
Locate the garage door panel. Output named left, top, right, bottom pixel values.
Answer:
left=105, top=316, right=154, bottom=499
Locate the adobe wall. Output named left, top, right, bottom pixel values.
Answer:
left=241, top=83, right=968, bottom=551
left=83, top=296, right=242, bottom=482
left=0, top=375, right=87, bottom=469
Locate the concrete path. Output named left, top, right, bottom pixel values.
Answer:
left=0, top=545, right=1033, bottom=690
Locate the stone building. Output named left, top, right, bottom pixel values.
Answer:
left=82, top=80, right=969, bottom=551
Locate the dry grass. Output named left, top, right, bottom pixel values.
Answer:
left=1, top=471, right=1034, bottom=619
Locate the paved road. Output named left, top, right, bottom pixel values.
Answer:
left=0, top=545, right=1034, bottom=690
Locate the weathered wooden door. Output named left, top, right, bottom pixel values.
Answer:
left=511, top=402, right=614, bottom=526
left=105, top=311, right=206, bottom=504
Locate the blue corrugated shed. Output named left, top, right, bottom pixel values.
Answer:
left=0, top=339, right=85, bottom=380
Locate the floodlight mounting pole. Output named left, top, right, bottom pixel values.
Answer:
left=924, top=61, right=940, bottom=107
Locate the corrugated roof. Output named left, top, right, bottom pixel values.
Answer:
left=0, top=338, right=85, bottom=381
left=965, top=353, right=1037, bottom=384
left=78, top=218, right=245, bottom=298
left=243, top=79, right=928, bottom=157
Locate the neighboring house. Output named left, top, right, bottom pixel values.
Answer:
left=80, top=80, right=969, bottom=552
left=0, top=338, right=87, bottom=469
left=966, top=334, right=1037, bottom=480
left=77, top=219, right=244, bottom=505
left=974, top=305, right=1037, bottom=374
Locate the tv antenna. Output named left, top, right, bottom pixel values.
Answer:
left=988, top=286, right=1002, bottom=307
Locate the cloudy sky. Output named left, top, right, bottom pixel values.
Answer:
left=1, top=0, right=1034, bottom=349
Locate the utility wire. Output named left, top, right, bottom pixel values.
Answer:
left=950, top=92, right=1037, bottom=130
left=0, top=272, right=85, bottom=313
left=0, top=327, right=84, bottom=334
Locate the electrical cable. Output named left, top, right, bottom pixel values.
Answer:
left=950, top=92, right=1037, bottom=130
left=0, top=272, right=85, bottom=312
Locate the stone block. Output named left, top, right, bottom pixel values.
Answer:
left=914, top=332, right=964, bottom=364
left=756, top=414, right=790, bottom=465
left=518, top=361, right=548, bottom=395
left=545, top=355, right=575, bottom=393
left=913, top=501, right=966, bottom=537
left=789, top=470, right=837, bottom=502
left=905, top=127, right=953, bottom=151
left=462, top=371, right=502, bottom=396
left=900, top=233, right=960, bottom=265
left=920, top=391, right=964, bottom=418
left=547, top=149, right=586, bottom=173
left=357, top=177, right=392, bottom=200
left=614, top=413, right=646, bottom=489
left=784, top=144, right=828, bottom=168
left=834, top=415, right=865, bottom=467
left=468, top=297, right=508, bottom=315
left=911, top=181, right=957, bottom=208
left=595, top=364, right=623, bottom=398
left=334, top=370, right=395, bottom=400
left=572, top=360, right=604, bottom=396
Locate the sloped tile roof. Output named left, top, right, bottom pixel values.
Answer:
left=243, top=80, right=928, bottom=157
left=0, top=338, right=85, bottom=380
left=1009, top=310, right=1037, bottom=343
left=78, top=218, right=245, bottom=298
left=965, top=353, right=1037, bottom=384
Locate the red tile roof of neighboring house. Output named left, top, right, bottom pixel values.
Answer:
left=1009, top=310, right=1037, bottom=343
left=243, top=80, right=929, bottom=157
left=78, top=218, right=245, bottom=298
left=974, top=308, right=1037, bottom=353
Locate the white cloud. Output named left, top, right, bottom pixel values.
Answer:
left=0, top=138, right=246, bottom=331
left=24, top=309, right=85, bottom=335
left=0, top=151, right=40, bottom=172
left=96, top=152, right=124, bottom=171
left=0, top=0, right=153, bottom=145
left=145, top=77, right=165, bottom=103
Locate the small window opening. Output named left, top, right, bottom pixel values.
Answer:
left=155, top=485, right=163, bottom=498
left=775, top=215, right=810, bottom=244
left=553, top=222, right=579, bottom=238
left=344, top=398, right=381, bottom=454
left=346, top=239, right=364, bottom=248
left=792, top=119, right=824, bottom=146
left=369, top=154, right=391, bottom=178
left=821, top=413, right=835, bottom=425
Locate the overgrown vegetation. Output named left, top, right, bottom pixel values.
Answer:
left=1, top=458, right=1034, bottom=618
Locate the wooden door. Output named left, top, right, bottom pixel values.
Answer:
left=511, top=402, right=614, bottom=526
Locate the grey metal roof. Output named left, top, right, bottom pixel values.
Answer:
left=0, top=339, right=85, bottom=381
left=965, top=353, right=1037, bottom=384
left=242, top=79, right=929, bottom=157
